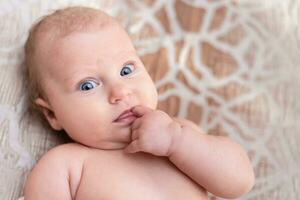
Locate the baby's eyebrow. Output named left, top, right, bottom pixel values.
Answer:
left=63, top=51, right=138, bottom=84
left=92, top=51, right=138, bottom=69
left=63, top=67, right=96, bottom=84
left=111, top=50, right=138, bottom=61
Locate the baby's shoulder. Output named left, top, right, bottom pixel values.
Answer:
left=37, top=143, right=89, bottom=166
left=25, top=143, right=89, bottom=199
left=44, top=142, right=90, bottom=157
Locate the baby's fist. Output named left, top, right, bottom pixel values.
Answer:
left=124, top=106, right=182, bottom=156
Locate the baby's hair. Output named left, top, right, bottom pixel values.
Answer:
left=24, top=6, right=116, bottom=122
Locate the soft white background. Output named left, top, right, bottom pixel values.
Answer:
left=0, top=0, right=299, bottom=199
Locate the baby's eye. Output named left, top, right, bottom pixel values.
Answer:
left=79, top=80, right=99, bottom=91
left=120, top=63, right=134, bottom=76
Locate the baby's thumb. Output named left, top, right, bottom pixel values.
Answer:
left=124, top=140, right=140, bottom=154
left=131, top=105, right=152, bottom=117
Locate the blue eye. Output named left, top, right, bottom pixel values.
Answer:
left=120, top=63, right=134, bottom=76
left=79, top=80, right=99, bottom=91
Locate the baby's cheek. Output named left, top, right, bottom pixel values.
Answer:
left=63, top=108, right=96, bottom=131
left=145, top=81, right=158, bottom=109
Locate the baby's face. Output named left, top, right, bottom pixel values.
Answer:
left=37, top=24, right=158, bottom=149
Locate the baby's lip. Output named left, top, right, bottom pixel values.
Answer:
left=113, top=108, right=135, bottom=122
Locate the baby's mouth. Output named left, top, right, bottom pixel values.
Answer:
left=113, top=109, right=137, bottom=124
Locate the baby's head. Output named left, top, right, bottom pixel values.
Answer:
left=24, top=7, right=158, bottom=150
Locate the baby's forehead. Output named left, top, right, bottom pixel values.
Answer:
left=32, top=8, right=121, bottom=67
left=35, top=9, right=117, bottom=45
left=35, top=28, right=136, bottom=78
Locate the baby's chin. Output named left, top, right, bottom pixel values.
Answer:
left=66, top=121, right=133, bottom=150
left=92, top=141, right=130, bottom=150
left=83, top=138, right=130, bottom=150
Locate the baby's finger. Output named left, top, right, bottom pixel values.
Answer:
left=130, top=129, right=139, bottom=141
left=124, top=140, right=140, bottom=153
left=131, top=105, right=152, bottom=117
left=131, top=117, right=141, bottom=131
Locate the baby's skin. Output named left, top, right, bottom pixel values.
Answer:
left=24, top=8, right=254, bottom=200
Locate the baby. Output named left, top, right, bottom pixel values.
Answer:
left=23, top=6, right=254, bottom=200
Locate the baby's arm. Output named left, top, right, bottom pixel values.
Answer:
left=125, top=106, right=254, bottom=198
left=24, top=144, right=84, bottom=200
left=170, top=118, right=255, bottom=199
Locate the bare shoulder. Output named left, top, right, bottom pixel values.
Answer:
left=32, top=143, right=89, bottom=171
left=45, top=142, right=91, bottom=158
left=24, top=143, right=89, bottom=200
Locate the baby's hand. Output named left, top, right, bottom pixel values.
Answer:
left=124, top=106, right=182, bottom=156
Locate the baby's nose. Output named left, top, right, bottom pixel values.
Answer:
left=108, top=83, right=132, bottom=104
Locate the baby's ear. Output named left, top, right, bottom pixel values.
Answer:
left=35, top=98, right=63, bottom=131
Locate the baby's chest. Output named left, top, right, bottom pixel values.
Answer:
left=74, top=152, right=207, bottom=200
